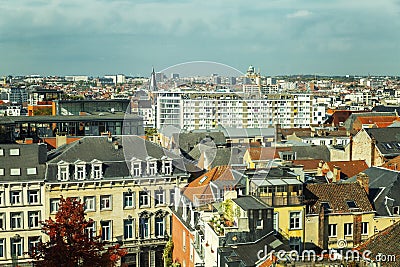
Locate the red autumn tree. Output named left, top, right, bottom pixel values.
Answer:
left=29, top=196, right=126, bottom=267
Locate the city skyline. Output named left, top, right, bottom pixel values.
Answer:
left=1, top=0, right=400, bottom=76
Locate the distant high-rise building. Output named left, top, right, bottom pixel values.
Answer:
left=213, top=76, right=221, bottom=85
left=8, top=88, right=28, bottom=103
left=230, top=77, right=236, bottom=85
left=155, top=72, right=164, bottom=83
left=266, top=77, right=276, bottom=85
left=156, top=90, right=314, bottom=130
left=171, top=73, right=180, bottom=79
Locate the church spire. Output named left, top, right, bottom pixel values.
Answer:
left=149, top=67, right=157, bottom=91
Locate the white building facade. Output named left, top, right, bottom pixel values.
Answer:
left=156, top=90, right=316, bottom=130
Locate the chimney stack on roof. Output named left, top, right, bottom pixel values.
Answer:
left=356, top=172, right=369, bottom=195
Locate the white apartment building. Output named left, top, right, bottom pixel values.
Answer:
left=156, top=90, right=316, bottom=130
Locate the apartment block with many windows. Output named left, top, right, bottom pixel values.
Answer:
left=156, top=90, right=316, bottom=130
left=44, top=135, right=197, bottom=267
left=0, top=144, right=47, bottom=266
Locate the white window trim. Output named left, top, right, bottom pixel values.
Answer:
left=100, top=195, right=112, bottom=210
left=147, top=160, right=157, bottom=176
left=91, top=164, right=102, bottom=179
left=75, top=164, right=86, bottom=180
left=28, top=190, right=39, bottom=204
left=131, top=160, right=142, bottom=177
left=289, top=211, right=302, bottom=230
left=9, top=148, right=20, bottom=156
left=84, top=196, right=96, bottom=212
left=27, top=167, right=37, bottom=175
left=58, top=164, right=69, bottom=181
left=361, top=222, right=369, bottom=235
left=344, top=223, right=353, bottom=236
left=10, top=168, right=21, bottom=176
left=328, top=224, right=337, bottom=237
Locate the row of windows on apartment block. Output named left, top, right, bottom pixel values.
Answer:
left=0, top=236, right=40, bottom=259
left=277, top=213, right=371, bottom=234
left=327, top=222, right=370, bottom=237
left=0, top=190, right=40, bottom=206
left=0, top=217, right=166, bottom=259
left=0, top=212, right=167, bottom=242
left=50, top=190, right=175, bottom=213
left=0, top=211, right=41, bottom=230
left=0, top=189, right=175, bottom=209
left=57, top=160, right=173, bottom=181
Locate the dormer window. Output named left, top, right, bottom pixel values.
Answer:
left=162, top=157, right=173, bottom=175
left=57, top=161, right=69, bottom=181
left=131, top=158, right=142, bottom=177
left=74, top=160, right=86, bottom=180
left=146, top=158, right=157, bottom=176
left=91, top=159, right=103, bottom=179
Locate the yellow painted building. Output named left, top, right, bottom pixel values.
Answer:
left=44, top=177, right=182, bottom=267
left=250, top=169, right=305, bottom=251
left=303, top=182, right=399, bottom=251
left=42, top=135, right=195, bottom=267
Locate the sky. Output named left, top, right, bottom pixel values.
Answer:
left=1, top=0, right=400, bottom=77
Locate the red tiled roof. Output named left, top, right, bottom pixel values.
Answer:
left=292, top=159, right=321, bottom=170
left=357, top=116, right=399, bottom=125
left=247, top=147, right=279, bottom=161
left=355, top=221, right=400, bottom=266
left=305, top=183, right=374, bottom=214
left=381, top=155, right=400, bottom=171
left=325, top=160, right=369, bottom=178
left=183, top=166, right=235, bottom=203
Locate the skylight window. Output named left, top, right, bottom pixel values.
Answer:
left=346, top=200, right=358, bottom=209
left=321, top=202, right=331, bottom=211
left=199, top=176, right=208, bottom=185
left=384, top=143, right=392, bottom=149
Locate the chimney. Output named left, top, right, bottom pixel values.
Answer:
left=356, top=172, right=369, bottom=195
left=349, top=135, right=353, bottom=161
left=107, top=132, right=112, bottom=143
left=317, top=160, right=324, bottom=176
left=370, top=136, right=376, bottom=167
left=332, top=166, right=341, bottom=183
left=114, top=141, right=119, bottom=150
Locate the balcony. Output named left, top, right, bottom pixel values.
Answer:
left=259, top=195, right=303, bottom=206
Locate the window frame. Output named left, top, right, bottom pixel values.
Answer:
left=28, top=211, right=40, bottom=228
left=124, top=219, right=134, bottom=240
left=10, top=212, right=23, bottom=229
left=139, top=191, right=149, bottom=207
left=11, top=237, right=23, bottom=257
left=28, top=190, right=39, bottom=204
left=344, top=223, right=353, bottom=236
left=328, top=224, right=337, bottom=237
left=123, top=192, right=135, bottom=209
left=289, top=211, right=302, bottom=230
left=10, top=191, right=22, bottom=205
left=361, top=222, right=369, bottom=235
left=84, top=196, right=96, bottom=212
left=101, top=220, right=112, bottom=241
left=155, top=190, right=165, bottom=206
left=100, top=195, right=112, bottom=210
left=155, top=217, right=165, bottom=237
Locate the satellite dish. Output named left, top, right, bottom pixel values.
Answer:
left=326, top=171, right=334, bottom=179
